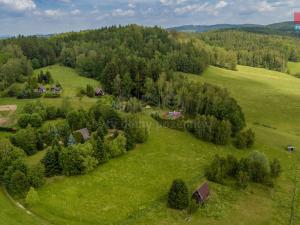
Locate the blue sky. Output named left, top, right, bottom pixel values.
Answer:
left=0, top=0, right=300, bottom=35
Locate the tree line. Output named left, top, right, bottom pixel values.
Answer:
left=199, top=30, right=300, bottom=72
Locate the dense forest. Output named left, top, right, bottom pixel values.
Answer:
left=0, top=25, right=239, bottom=97
left=198, top=30, right=300, bottom=72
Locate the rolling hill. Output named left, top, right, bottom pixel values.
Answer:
left=1, top=64, right=299, bottom=225
left=169, top=21, right=300, bottom=37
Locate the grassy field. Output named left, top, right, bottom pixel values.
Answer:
left=0, top=187, right=42, bottom=225
left=1, top=65, right=300, bottom=225
left=288, top=62, right=300, bottom=76
left=0, top=65, right=100, bottom=128
left=16, top=65, right=299, bottom=225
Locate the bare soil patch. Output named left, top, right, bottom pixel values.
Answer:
left=0, top=105, right=17, bottom=112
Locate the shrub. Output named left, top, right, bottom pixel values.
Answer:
left=270, top=159, right=281, bottom=178
left=248, top=151, right=270, bottom=183
left=60, top=143, right=97, bottom=176
left=236, top=171, right=249, bottom=189
left=206, top=152, right=277, bottom=188
left=86, top=84, right=94, bottom=97
left=191, top=115, right=231, bottom=145
left=105, top=133, right=127, bottom=158
left=6, top=83, right=23, bottom=97
left=30, top=113, right=43, bottom=128
left=46, top=106, right=58, bottom=120
left=25, top=187, right=40, bottom=206
left=92, top=136, right=107, bottom=164
left=27, top=163, right=45, bottom=188
left=124, top=115, right=149, bottom=150
left=44, top=92, right=60, bottom=98
left=11, top=127, right=37, bottom=155
left=205, top=155, right=227, bottom=184
left=168, top=179, right=189, bottom=210
left=66, top=110, right=87, bottom=131
left=233, top=129, right=255, bottom=149
left=42, top=141, right=62, bottom=177
left=124, top=98, right=143, bottom=113
left=18, top=114, right=31, bottom=128
left=7, top=170, right=29, bottom=198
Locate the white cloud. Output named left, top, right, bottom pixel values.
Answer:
left=112, top=8, right=135, bottom=17
left=0, top=0, right=36, bottom=11
left=174, top=2, right=210, bottom=14
left=216, top=0, right=228, bottom=9
left=71, top=9, right=80, bottom=15
left=160, top=0, right=188, bottom=6
left=44, top=9, right=65, bottom=17
left=256, top=1, right=274, bottom=12
left=59, top=0, right=71, bottom=3
left=128, top=3, right=136, bottom=8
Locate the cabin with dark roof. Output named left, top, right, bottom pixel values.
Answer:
left=74, top=128, right=90, bottom=142
left=38, top=85, right=46, bottom=93
left=192, top=183, right=210, bottom=205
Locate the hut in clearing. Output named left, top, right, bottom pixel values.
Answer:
left=192, top=183, right=210, bottom=205
left=95, top=87, right=104, bottom=96
left=74, top=128, right=91, bottom=143
left=287, top=145, right=295, bottom=152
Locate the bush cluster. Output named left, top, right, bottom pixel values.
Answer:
left=205, top=152, right=281, bottom=188
left=0, top=139, right=45, bottom=198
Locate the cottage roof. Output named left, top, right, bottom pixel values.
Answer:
left=194, top=183, right=209, bottom=201
left=76, top=128, right=90, bottom=141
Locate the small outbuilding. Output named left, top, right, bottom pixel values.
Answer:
left=192, top=182, right=210, bottom=205
left=287, top=145, right=295, bottom=152
left=74, top=128, right=91, bottom=142
left=51, top=85, right=61, bottom=94
left=95, top=87, right=104, bottom=96
left=38, top=85, right=46, bottom=93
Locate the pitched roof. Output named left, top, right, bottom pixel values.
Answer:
left=76, top=128, right=90, bottom=141
left=195, top=183, right=209, bottom=201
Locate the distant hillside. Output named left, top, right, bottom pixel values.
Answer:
left=168, top=24, right=261, bottom=33
left=169, top=21, right=299, bottom=37
left=0, top=35, right=12, bottom=40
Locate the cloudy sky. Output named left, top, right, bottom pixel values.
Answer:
left=0, top=0, right=300, bottom=35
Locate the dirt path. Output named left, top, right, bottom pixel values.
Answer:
left=0, top=105, right=17, bottom=112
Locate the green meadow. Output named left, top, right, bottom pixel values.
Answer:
left=1, top=65, right=300, bottom=225
left=288, top=62, right=300, bottom=77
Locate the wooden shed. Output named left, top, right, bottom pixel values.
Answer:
left=287, top=145, right=295, bottom=152
left=75, top=128, right=91, bottom=142
left=95, top=87, right=104, bottom=96
left=192, top=183, right=210, bottom=205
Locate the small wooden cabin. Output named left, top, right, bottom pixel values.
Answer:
left=287, top=145, right=295, bottom=152
left=38, top=85, right=46, bottom=93
left=192, top=183, right=210, bottom=205
left=95, top=87, right=104, bottom=96
left=74, top=128, right=91, bottom=142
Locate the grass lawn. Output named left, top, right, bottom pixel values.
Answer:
left=0, top=65, right=101, bottom=132
left=288, top=62, right=300, bottom=76
left=18, top=65, right=300, bottom=225
left=0, top=187, right=41, bottom=225
left=34, top=65, right=100, bottom=98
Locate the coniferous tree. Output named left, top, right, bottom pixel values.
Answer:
left=42, top=140, right=62, bottom=177
left=168, top=179, right=189, bottom=210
